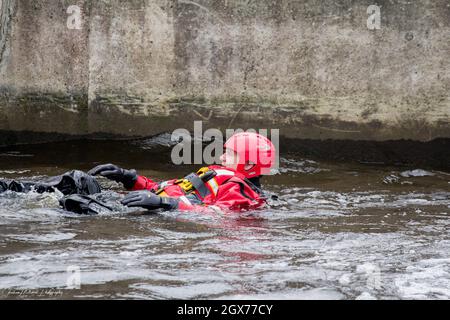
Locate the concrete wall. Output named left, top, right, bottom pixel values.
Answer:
left=0, top=0, right=449, bottom=145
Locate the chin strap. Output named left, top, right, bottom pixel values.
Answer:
left=245, top=176, right=262, bottom=194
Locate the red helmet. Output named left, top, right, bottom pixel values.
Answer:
left=224, top=132, right=276, bottom=178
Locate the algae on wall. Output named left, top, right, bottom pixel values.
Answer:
left=0, top=0, right=449, bottom=143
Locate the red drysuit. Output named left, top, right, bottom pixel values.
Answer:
left=130, top=165, right=266, bottom=213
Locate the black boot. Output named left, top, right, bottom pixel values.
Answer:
left=0, top=170, right=101, bottom=196
left=59, top=194, right=113, bottom=215
left=39, top=170, right=101, bottom=195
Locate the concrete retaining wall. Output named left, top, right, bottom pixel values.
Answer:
left=0, top=0, right=449, bottom=145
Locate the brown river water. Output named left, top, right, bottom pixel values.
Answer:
left=0, top=136, right=449, bottom=299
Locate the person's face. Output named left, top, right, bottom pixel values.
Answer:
left=220, top=148, right=239, bottom=170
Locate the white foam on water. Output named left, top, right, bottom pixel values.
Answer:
left=223, top=288, right=345, bottom=300
left=7, top=232, right=77, bottom=243
left=400, top=169, right=435, bottom=178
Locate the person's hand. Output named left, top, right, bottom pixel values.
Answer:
left=120, top=190, right=179, bottom=211
left=88, top=163, right=137, bottom=189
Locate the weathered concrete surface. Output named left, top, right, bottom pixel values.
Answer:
left=0, top=0, right=449, bottom=145
left=0, top=0, right=89, bottom=137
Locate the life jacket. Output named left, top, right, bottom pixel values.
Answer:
left=154, top=165, right=263, bottom=206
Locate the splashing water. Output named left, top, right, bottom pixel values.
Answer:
left=0, top=141, right=449, bottom=299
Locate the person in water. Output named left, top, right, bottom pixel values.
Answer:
left=88, top=132, right=276, bottom=213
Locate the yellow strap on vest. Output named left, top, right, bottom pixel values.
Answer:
left=175, top=167, right=209, bottom=193
left=157, top=167, right=213, bottom=196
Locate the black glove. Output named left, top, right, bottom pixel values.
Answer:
left=88, top=163, right=137, bottom=189
left=120, top=190, right=179, bottom=211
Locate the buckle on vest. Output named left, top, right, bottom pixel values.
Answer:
left=176, top=168, right=217, bottom=198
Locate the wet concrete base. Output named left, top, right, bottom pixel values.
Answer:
left=0, top=131, right=448, bottom=171
left=284, top=138, right=450, bottom=171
